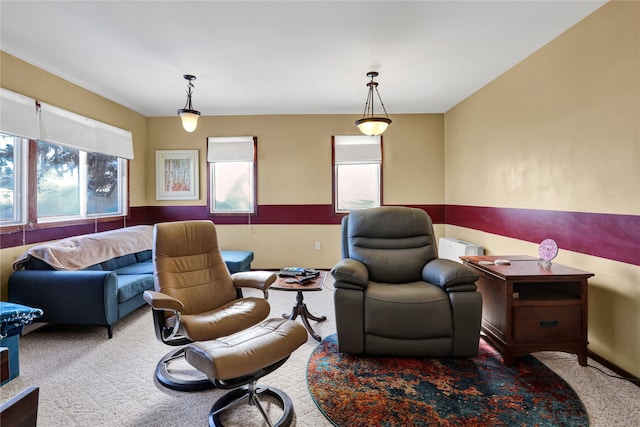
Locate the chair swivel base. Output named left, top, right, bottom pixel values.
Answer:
left=209, top=382, right=294, bottom=427
left=156, top=346, right=215, bottom=391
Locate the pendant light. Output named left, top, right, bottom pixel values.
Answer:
left=177, top=74, right=201, bottom=132
left=355, top=71, right=392, bottom=136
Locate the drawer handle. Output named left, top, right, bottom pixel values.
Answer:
left=540, top=320, right=559, bottom=327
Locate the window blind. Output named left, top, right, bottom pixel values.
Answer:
left=38, top=102, right=134, bottom=159
left=0, top=88, right=39, bottom=140
left=95, top=121, right=134, bottom=159
left=38, top=102, right=98, bottom=152
left=334, top=135, right=381, bottom=164
left=207, top=136, right=254, bottom=162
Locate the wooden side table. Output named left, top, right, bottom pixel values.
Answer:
left=461, top=255, right=593, bottom=367
left=271, top=271, right=327, bottom=341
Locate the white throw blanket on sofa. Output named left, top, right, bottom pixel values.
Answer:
left=12, top=225, right=153, bottom=271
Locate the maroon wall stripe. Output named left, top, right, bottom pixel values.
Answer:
left=446, top=205, right=640, bottom=266
left=147, top=204, right=343, bottom=225
left=2, top=204, right=638, bottom=266
left=0, top=213, right=151, bottom=248
left=145, top=204, right=444, bottom=225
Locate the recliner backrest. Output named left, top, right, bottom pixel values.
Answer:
left=153, top=220, right=237, bottom=315
left=345, top=207, right=438, bottom=283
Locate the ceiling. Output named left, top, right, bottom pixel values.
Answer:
left=1, top=1, right=607, bottom=118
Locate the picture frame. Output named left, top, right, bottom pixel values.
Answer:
left=155, top=149, right=199, bottom=200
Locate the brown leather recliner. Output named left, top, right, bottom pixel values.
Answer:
left=143, top=220, right=276, bottom=391
left=331, top=206, right=483, bottom=357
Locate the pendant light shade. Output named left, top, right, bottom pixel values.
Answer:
left=177, top=74, right=201, bottom=132
left=355, top=71, right=392, bottom=136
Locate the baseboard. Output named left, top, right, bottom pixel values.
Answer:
left=588, top=350, right=640, bottom=388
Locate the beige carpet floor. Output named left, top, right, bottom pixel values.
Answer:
left=2, top=277, right=639, bottom=426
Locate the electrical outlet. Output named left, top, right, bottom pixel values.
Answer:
left=315, top=241, right=321, bottom=250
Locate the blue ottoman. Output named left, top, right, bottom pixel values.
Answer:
left=0, top=302, right=43, bottom=384
left=221, top=251, right=254, bottom=274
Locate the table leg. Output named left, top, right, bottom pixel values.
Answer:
left=282, top=291, right=326, bottom=341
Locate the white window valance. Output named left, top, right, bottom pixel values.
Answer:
left=207, top=136, right=254, bottom=162
left=38, top=102, right=134, bottom=159
left=95, top=121, right=134, bottom=160
left=0, top=87, right=134, bottom=160
left=38, top=102, right=98, bottom=152
left=0, top=88, right=39, bottom=140
left=334, top=135, right=381, bottom=164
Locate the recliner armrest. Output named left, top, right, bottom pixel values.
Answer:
left=422, top=259, right=479, bottom=291
left=231, top=271, right=276, bottom=299
left=143, top=290, right=184, bottom=312
left=331, top=258, right=369, bottom=289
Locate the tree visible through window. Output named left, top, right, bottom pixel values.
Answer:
left=0, top=95, right=132, bottom=229
left=0, top=134, right=24, bottom=224
left=37, top=141, right=80, bottom=218
left=87, top=152, right=121, bottom=215
left=36, top=140, right=125, bottom=221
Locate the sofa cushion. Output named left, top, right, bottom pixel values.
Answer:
left=365, top=281, right=452, bottom=339
left=102, top=254, right=137, bottom=271
left=136, top=250, right=152, bottom=263
left=221, top=250, right=254, bottom=273
left=84, top=263, right=104, bottom=271
left=117, top=274, right=155, bottom=303
left=20, top=257, right=54, bottom=270
left=114, top=260, right=153, bottom=276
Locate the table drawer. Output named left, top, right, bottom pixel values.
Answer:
left=513, top=306, right=581, bottom=342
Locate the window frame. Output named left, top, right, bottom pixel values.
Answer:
left=0, top=93, right=133, bottom=233
left=0, top=136, right=130, bottom=232
left=207, top=136, right=258, bottom=215
left=0, top=134, right=27, bottom=226
left=332, top=135, right=384, bottom=214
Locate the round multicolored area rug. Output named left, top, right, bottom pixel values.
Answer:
left=307, top=334, right=589, bottom=426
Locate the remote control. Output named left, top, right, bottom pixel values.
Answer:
left=278, top=271, right=299, bottom=277
left=297, top=275, right=316, bottom=284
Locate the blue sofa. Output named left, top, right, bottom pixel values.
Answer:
left=8, top=225, right=254, bottom=339
left=9, top=226, right=156, bottom=339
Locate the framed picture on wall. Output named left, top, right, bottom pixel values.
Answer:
left=155, top=149, right=199, bottom=200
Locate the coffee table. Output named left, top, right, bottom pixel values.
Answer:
left=271, top=271, right=327, bottom=341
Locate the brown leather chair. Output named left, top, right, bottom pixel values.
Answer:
left=331, top=207, right=483, bottom=357
left=143, top=220, right=276, bottom=391
left=185, top=318, right=307, bottom=426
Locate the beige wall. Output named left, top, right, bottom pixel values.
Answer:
left=444, top=1, right=639, bottom=376
left=148, top=113, right=444, bottom=206
left=147, top=113, right=445, bottom=269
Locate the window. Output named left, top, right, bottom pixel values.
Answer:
left=333, top=135, right=382, bottom=213
left=36, top=141, right=126, bottom=221
left=0, top=134, right=27, bottom=225
left=207, top=136, right=256, bottom=214
left=0, top=88, right=133, bottom=228
left=87, top=152, right=122, bottom=215
left=36, top=141, right=80, bottom=219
